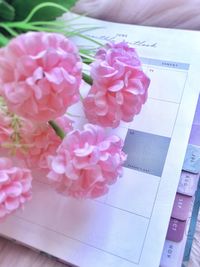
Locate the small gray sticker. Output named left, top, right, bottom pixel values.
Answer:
left=123, top=130, right=170, bottom=177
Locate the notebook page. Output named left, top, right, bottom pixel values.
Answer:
left=0, top=16, right=200, bottom=267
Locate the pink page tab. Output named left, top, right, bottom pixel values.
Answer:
left=166, top=218, right=187, bottom=242
left=171, top=193, right=193, bottom=221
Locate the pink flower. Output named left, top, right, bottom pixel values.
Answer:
left=47, top=124, right=127, bottom=199
left=0, top=32, right=82, bottom=122
left=19, top=116, right=73, bottom=170
left=83, top=42, right=150, bottom=128
left=0, top=157, right=32, bottom=219
left=55, top=115, right=74, bottom=134
left=0, top=110, right=12, bottom=145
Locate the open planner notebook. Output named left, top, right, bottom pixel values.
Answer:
left=0, top=15, right=200, bottom=267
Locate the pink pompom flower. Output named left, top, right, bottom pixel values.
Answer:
left=83, top=42, right=150, bottom=128
left=0, top=32, right=82, bottom=122
left=0, top=157, right=32, bottom=219
left=47, top=124, right=127, bottom=199
left=19, top=115, right=73, bottom=170
left=0, top=110, right=12, bottom=145
left=55, top=115, right=74, bottom=135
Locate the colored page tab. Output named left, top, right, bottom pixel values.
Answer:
left=166, top=218, right=187, bottom=242
left=177, top=171, right=199, bottom=196
left=183, top=145, right=200, bottom=174
left=171, top=194, right=193, bottom=221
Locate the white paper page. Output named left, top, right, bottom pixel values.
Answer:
left=1, top=16, right=200, bottom=267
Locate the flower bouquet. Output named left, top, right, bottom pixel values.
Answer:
left=0, top=1, right=150, bottom=219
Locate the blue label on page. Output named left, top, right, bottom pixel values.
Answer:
left=123, top=130, right=170, bottom=177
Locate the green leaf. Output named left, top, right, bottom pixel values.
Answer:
left=12, top=0, right=78, bottom=21
left=0, top=0, right=15, bottom=21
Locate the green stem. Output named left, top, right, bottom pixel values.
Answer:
left=0, top=24, right=18, bottom=37
left=0, top=22, right=85, bottom=36
left=15, top=24, right=68, bottom=33
left=1, top=22, right=61, bottom=32
left=30, top=21, right=66, bottom=26
left=79, top=52, right=94, bottom=64
left=48, top=120, right=65, bottom=140
left=22, top=2, right=69, bottom=23
left=75, top=32, right=103, bottom=46
left=82, top=72, right=93, bottom=85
